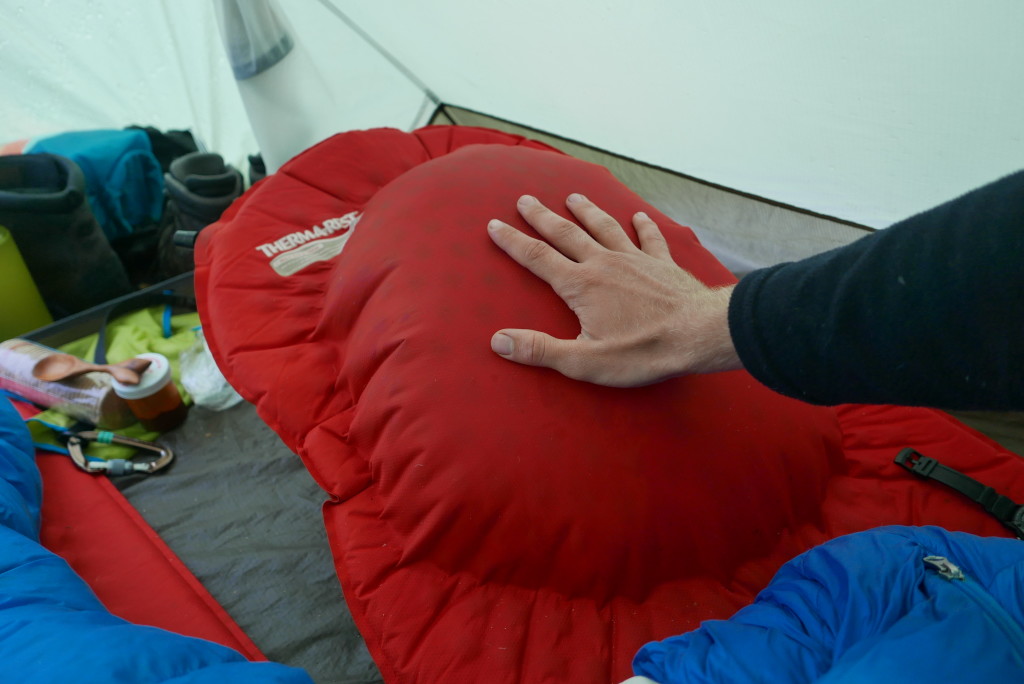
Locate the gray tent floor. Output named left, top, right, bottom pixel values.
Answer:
left=115, top=401, right=383, bottom=684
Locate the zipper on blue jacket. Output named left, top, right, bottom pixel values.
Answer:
left=923, top=555, right=1024, bottom=658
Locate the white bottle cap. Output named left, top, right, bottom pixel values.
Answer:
left=111, top=352, right=172, bottom=400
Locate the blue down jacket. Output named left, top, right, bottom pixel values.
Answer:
left=633, top=525, right=1024, bottom=683
left=0, top=397, right=312, bottom=683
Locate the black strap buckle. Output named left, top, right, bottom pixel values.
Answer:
left=895, top=448, right=939, bottom=476
left=896, top=448, right=1024, bottom=540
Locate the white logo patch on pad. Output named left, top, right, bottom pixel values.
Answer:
left=255, top=211, right=362, bottom=276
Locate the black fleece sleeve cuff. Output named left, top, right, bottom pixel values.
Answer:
left=728, top=263, right=823, bottom=403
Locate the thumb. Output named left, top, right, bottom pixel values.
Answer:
left=490, top=329, right=576, bottom=371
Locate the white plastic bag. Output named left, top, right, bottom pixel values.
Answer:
left=179, top=329, right=244, bottom=411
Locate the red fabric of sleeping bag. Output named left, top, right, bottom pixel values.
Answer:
left=195, top=126, right=1024, bottom=683
left=9, top=395, right=267, bottom=659
left=36, top=451, right=268, bottom=660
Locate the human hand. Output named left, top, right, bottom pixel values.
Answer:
left=486, top=194, right=741, bottom=387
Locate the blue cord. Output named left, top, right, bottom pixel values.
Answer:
left=162, top=302, right=173, bottom=338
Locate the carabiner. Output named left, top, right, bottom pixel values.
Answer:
left=65, top=430, right=174, bottom=476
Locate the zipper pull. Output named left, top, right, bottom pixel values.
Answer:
left=923, top=555, right=965, bottom=581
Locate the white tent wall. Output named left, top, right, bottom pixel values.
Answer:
left=3, top=0, right=1023, bottom=229
left=3, top=3, right=245, bottom=156
left=313, top=0, right=1024, bottom=229
left=0, top=1, right=424, bottom=167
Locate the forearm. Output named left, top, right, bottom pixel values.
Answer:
left=728, top=170, right=1024, bottom=410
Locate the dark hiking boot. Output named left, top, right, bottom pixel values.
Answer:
left=0, top=153, right=132, bottom=320
left=158, top=152, right=243, bottom=277
left=248, top=153, right=267, bottom=186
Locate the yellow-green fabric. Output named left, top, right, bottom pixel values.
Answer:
left=30, top=306, right=199, bottom=460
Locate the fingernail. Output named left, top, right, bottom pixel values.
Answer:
left=567, top=193, right=587, bottom=204
left=487, top=219, right=504, bottom=232
left=518, top=195, right=536, bottom=206
left=491, top=333, right=514, bottom=356
left=635, top=211, right=649, bottom=221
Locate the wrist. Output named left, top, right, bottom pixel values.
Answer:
left=683, top=284, right=742, bottom=375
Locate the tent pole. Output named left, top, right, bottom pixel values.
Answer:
left=313, top=0, right=440, bottom=107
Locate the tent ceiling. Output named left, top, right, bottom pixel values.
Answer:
left=3, top=0, right=1023, bottom=229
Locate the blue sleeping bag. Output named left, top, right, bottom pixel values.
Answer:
left=0, top=397, right=312, bottom=683
left=633, top=525, right=1024, bottom=683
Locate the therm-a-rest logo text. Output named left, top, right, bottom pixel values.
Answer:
left=256, top=211, right=362, bottom=276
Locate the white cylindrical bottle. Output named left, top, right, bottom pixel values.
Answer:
left=214, top=0, right=340, bottom=173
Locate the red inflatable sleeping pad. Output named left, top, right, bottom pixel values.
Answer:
left=195, top=126, right=1024, bottom=683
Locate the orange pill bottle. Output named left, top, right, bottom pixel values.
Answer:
left=111, top=352, right=189, bottom=432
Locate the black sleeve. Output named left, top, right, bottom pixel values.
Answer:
left=728, top=169, right=1024, bottom=410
